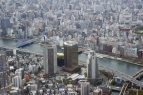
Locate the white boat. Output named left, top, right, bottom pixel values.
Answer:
left=110, top=57, right=114, bottom=59
left=99, top=55, right=103, bottom=58
left=117, top=58, right=122, bottom=60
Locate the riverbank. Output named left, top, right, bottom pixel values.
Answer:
left=1, top=36, right=143, bottom=67
left=0, top=36, right=27, bottom=42
left=96, top=51, right=143, bottom=66
left=83, top=51, right=143, bottom=66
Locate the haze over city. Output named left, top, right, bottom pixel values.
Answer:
left=1, top=0, right=143, bottom=95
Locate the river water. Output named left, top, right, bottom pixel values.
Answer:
left=1, top=38, right=143, bottom=95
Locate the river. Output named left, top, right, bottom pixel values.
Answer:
left=1, top=38, right=143, bottom=95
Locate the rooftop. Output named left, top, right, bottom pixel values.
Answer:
left=94, top=88, right=102, bottom=93
left=64, top=41, right=77, bottom=46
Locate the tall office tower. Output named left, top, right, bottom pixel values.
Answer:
left=64, top=41, right=78, bottom=68
left=80, top=82, right=90, bottom=95
left=0, top=51, right=8, bottom=94
left=43, top=44, right=57, bottom=75
left=93, top=88, right=102, bottom=95
left=87, top=51, right=98, bottom=79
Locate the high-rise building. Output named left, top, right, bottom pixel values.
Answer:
left=93, top=88, right=102, bottom=95
left=12, top=75, right=21, bottom=87
left=87, top=51, right=98, bottom=79
left=1, top=18, right=10, bottom=29
left=0, top=51, right=8, bottom=95
left=80, top=82, right=90, bottom=95
left=64, top=41, right=78, bottom=68
left=43, top=44, right=57, bottom=75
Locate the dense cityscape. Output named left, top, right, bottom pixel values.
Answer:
left=1, top=0, right=143, bottom=95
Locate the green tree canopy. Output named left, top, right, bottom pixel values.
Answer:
left=138, top=90, right=143, bottom=95
left=129, top=89, right=137, bottom=95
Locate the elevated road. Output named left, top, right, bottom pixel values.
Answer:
left=78, top=61, right=143, bottom=87
left=16, top=38, right=37, bottom=48
left=99, top=65, right=143, bottom=87
left=119, top=83, right=128, bottom=95
left=0, top=45, right=43, bottom=55
left=133, top=69, right=143, bottom=79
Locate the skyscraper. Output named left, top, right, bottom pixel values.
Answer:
left=80, top=82, right=90, bottom=95
left=87, top=51, right=98, bottom=80
left=0, top=51, right=8, bottom=95
left=64, top=41, right=78, bottom=68
left=43, top=44, right=57, bottom=75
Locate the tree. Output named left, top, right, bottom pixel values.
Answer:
left=92, top=82, right=102, bottom=86
left=129, top=89, right=137, bottom=95
left=138, top=90, right=143, bottom=95
left=84, top=72, right=87, bottom=77
left=101, top=70, right=113, bottom=79
left=63, top=79, right=70, bottom=85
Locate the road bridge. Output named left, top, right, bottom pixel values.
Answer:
left=16, top=38, right=36, bottom=48
left=133, top=69, right=143, bottom=79
left=119, top=83, right=128, bottom=95
left=99, top=65, right=143, bottom=87
left=78, top=61, right=143, bottom=87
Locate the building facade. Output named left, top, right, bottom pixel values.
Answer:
left=81, top=82, right=90, bottom=95
left=64, top=41, right=78, bottom=68
left=43, top=44, right=57, bottom=75
left=87, top=51, right=98, bottom=79
left=0, top=51, right=8, bottom=95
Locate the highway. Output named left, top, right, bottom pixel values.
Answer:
left=78, top=60, right=143, bottom=87
left=16, top=38, right=38, bottom=48
left=133, top=69, right=143, bottom=79
left=99, top=65, right=143, bottom=87
left=119, top=83, right=128, bottom=95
